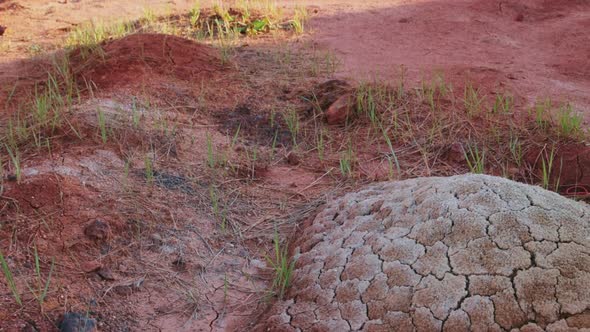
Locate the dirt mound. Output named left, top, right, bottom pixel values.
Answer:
left=71, top=33, right=224, bottom=89
left=254, top=174, right=590, bottom=331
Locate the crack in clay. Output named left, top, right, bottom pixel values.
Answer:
left=252, top=174, right=590, bottom=331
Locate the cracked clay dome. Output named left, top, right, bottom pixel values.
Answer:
left=254, top=174, right=590, bottom=331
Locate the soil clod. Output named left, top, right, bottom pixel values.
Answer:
left=84, top=219, right=111, bottom=241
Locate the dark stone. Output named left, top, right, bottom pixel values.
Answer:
left=84, top=220, right=111, bottom=241
left=58, top=312, right=97, bottom=332
left=287, top=151, right=301, bottom=165
left=96, top=267, right=115, bottom=281
left=21, top=320, right=39, bottom=332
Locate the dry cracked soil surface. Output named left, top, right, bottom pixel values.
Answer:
left=256, top=174, right=590, bottom=331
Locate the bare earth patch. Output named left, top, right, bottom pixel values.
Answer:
left=1, top=0, right=590, bottom=331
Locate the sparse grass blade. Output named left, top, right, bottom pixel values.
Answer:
left=144, top=154, right=154, bottom=184
left=284, top=109, right=300, bottom=146
left=206, top=132, right=216, bottom=168
left=339, top=142, right=355, bottom=178
left=0, top=249, right=21, bottom=306
left=291, top=7, right=308, bottom=35
left=5, top=144, right=21, bottom=183
left=509, top=133, right=523, bottom=167
left=540, top=145, right=562, bottom=191
left=556, top=103, right=582, bottom=138
left=463, top=83, right=485, bottom=117
left=96, top=108, right=108, bottom=144
left=265, top=229, right=295, bottom=299
left=463, top=143, right=486, bottom=174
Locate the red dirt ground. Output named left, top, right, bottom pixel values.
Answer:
left=70, top=33, right=225, bottom=90
left=1, top=0, right=590, bottom=331
left=2, top=0, right=589, bottom=114
left=306, top=0, right=590, bottom=116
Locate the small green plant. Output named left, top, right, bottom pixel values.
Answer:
left=96, top=108, right=108, bottom=144
left=231, top=124, right=241, bottom=147
left=265, top=229, right=295, bottom=299
left=5, top=144, right=21, bottom=183
left=142, top=7, right=157, bottom=24
left=509, top=133, right=522, bottom=167
left=65, top=20, right=134, bottom=57
left=556, top=103, right=582, bottom=137
left=339, top=142, right=354, bottom=178
left=532, top=98, right=552, bottom=130
left=26, top=247, right=55, bottom=310
left=381, top=126, right=401, bottom=176
left=32, top=88, right=50, bottom=125
left=316, top=129, right=325, bottom=161
left=463, top=143, right=486, bottom=174
left=356, top=83, right=378, bottom=125
left=189, top=1, right=202, bottom=26
left=397, top=65, right=406, bottom=99
left=131, top=97, right=141, bottom=128
left=291, top=7, right=308, bottom=34
left=0, top=249, right=21, bottom=306
left=540, top=145, right=562, bottom=191
left=247, top=146, right=258, bottom=178
left=209, top=184, right=227, bottom=231
left=492, top=93, right=514, bottom=114
left=270, top=129, right=279, bottom=160
left=123, top=158, right=131, bottom=186
left=284, top=109, right=300, bottom=146
left=463, top=83, right=485, bottom=117
left=0, top=162, right=4, bottom=196
left=217, top=36, right=233, bottom=65
left=421, top=79, right=436, bottom=113
left=144, top=154, right=154, bottom=184
left=209, top=184, right=219, bottom=217
left=28, top=44, right=43, bottom=56
left=206, top=132, right=216, bottom=168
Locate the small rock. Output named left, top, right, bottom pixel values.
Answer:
left=250, top=259, right=266, bottom=269
left=81, top=260, right=102, bottom=273
left=150, top=233, right=163, bottom=246
left=310, top=79, right=352, bottom=111
left=84, top=219, right=111, bottom=241
left=286, top=151, right=300, bottom=165
left=29, top=196, right=42, bottom=209
left=58, top=312, right=97, bottom=332
left=0, top=26, right=6, bottom=37
left=96, top=267, right=115, bottom=281
left=515, top=13, right=524, bottom=22
left=21, top=321, right=39, bottom=332
left=325, top=94, right=354, bottom=125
